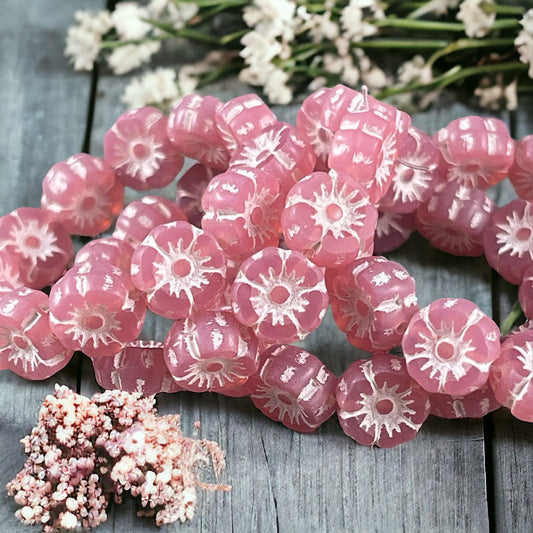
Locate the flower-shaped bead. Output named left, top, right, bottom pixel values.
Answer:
left=434, top=116, right=515, bottom=189
left=215, top=93, right=277, bottom=153
left=429, top=382, right=501, bottom=419
left=281, top=170, right=377, bottom=268
left=232, top=247, right=328, bottom=344
left=0, top=207, right=73, bottom=289
left=130, top=221, right=227, bottom=319
left=49, top=263, right=146, bottom=357
left=519, top=263, right=533, bottom=319
left=175, top=163, right=217, bottom=227
left=0, top=250, right=22, bottom=293
left=74, top=237, right=135, bottom=273
left=378, top=126, right=439, bottom=214
left=164, top=310, right=259, bottom=393
left=201, top=167, right=283, bottom=261
left=489, top=328, right=533, bottom=422
left=167, top=94, right=231, bottom=170
left=91, top=340, right=182, bottom=395
left=104, top=106, right=184, bottom=190
left=508, top=134, right=533, bottom=200
left=483, top=199, right=533, bottom=285
left=0, top=287, right=74, bottom=379
left=113, top=195, right=187, bottom=248
left=336, top=353, right=430, bottom=448
left=249, top=344, right=337, bottom=433
left=415, top=181, right=496, bottom=257
left=327, top=256, right=418, bottom=352
left=41, top=153, right=124, bottom=236
left=373, top=211, right=415, bottom=255
left=402, top=298, right=500, bottom=395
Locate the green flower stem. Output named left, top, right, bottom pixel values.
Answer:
left=374, top=17, right=465, bottom=32
left=500, top=300, right=526, bottom=337
left=220, top=29, right=249, bottom=45
left=483, top=4, right=526, bottom=16
left=191, top=0, right=248, bottom=7
left=356, top=38, right=450, bottom=50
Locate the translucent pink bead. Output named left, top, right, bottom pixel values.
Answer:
left=378, top=126, right=439, bottom=214
left=336, top=353, right=430, bottom=448
left=232, top=247, right=328, bottom=344
left=483, top=199, right=533, bottom=285
left=415, top=181, right=496, bottom=257
left=373, top=211, right=415, bottom=255
left=167, top=94, right=231, bottom=170
left=113, top=195, right=187, bottom=248
left=201, top=167, right=283, bottom=261
left=249, top=344, right=337, bottom=433
left=229, top=121, right=316, bottom=197
left=327, top=256, right=418, bottom=352
left=0, top=250, right=22, bottom=292
left=215, top=94, right=277, bottom=153
left=296, top=87, right=334, bottom=171
left=281, top=170, right=377, bottom=268
left=175, top=163, right=217, bottom=227
left=519, top=263, right=533, bottom=319
left=489, top=328, right=533, bottom=422
left=319, top=84, right=364, bottom=133
left=434, top=116, right=515, bottom=189
left=508, top=134, right=533, bottom=200
left=49, top=263, right=146, bottom=357
left=0, top=287, right=73, bottom=379
left=328, top=94, right=411, bottom=202
left=90, top=340, right=182, bottom=395
left=429, top=382, right=501, bottom=419
left=402, top=298, right=500, bottom=395
left=130, top=221, right=227, bottom=319
left=41, top=153, right=124, bottom=236
left=74, top=237, right=134, bottom=272
left=103, top=106, right=184, bottom=190
left=164, top=310, right=259, bottom=393
left=0, top=207, right=73, bottom=289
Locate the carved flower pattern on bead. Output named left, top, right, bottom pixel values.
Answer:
left=495, top=205, right=533, bottom=259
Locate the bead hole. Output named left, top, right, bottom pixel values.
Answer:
left=376, top=399, right=394, bottom=415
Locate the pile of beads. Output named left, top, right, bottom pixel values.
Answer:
left=1, top=85, right=532, bottom=448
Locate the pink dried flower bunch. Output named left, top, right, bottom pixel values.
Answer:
left=6, top=385, right=229, bottom=532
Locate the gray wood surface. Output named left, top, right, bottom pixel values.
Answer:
left=0, top=1, right=531, bottom=532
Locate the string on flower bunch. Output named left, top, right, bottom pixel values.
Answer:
left=0, top=84, right=532, bottom=453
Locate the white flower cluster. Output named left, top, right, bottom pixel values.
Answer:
left=516, top=9, right=533, bottom=78
left=456, top=0, right=496, bottom=38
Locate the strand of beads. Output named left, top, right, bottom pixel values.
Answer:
left=1, top=85, right=532, bottom=448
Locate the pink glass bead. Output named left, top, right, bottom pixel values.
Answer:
left=0, top=287, right=74, bottom=379
left=112, top=195, right=187, bottom=248
left=49, top=263, right=146, bottom=357
left=90, top=340, right=182, bottom=395
left=167, top=94, right=231, bottom=170
left=336, top=353, right=430, bottom=448
left=508, top=134, right=533, bottom=200
left=482, top=199, right=533, bottom=285
left=328, top=94, right=411, bottom=203
left=74, top=237, right=134, bottom=273
left=319, top=84, right=364, bottom=133
left=281, top=170, right=377, bottom=268
left=201, top=167, right=283, bottom=261
left=232, top=247, right=328, bottom=344
left=130, top=221, right=227, bottom=319
left=415, top=181, right=496, bottom=257
left=489, top=328, right=533, bottom=422
left=378, top=126, right=439, bottom=214
left=434, top=116, right=515, bottom=189
left=429, top=382, right=501, bottom=419
left=103, top=106, right=184, bottom=190
left=373, top=211, right=415, bottom=254
left=176, top=163, right=217, bottom=227
left=519, top=263, right=533, bottom=319
left=402, top=298, right=500, bottom=395
left=0, top=207, right=73, bottom=289
left=215, top=94, right=277, bottom=153
left=296, top=87, right=335, bottom=171
left=327, top=256, right=418, bottom=353
left=164, top=310, right=259, bottom=393
left=249, top=344, right=337, bottom=433
left=0, top=250, right=22, bottom=292
left=41, top=153, right=124, bottom=236
left=230, top=121, right=316, bottom=198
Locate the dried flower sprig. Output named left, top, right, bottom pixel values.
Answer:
left=6, top=385, right=230, bottom=532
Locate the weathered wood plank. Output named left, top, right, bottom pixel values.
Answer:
left=0, top=1, right=98, bottom=531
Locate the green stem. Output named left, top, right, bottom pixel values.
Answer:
left=375, top=17, right=465, bottom=32
left=355, top=38, right=450, bottom=50
left=500, top=300, right=526, bottom=337
left=483, top=4, right=526, bottom=16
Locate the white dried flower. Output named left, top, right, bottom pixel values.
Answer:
left=475, top=76, right=518, bottom=110
left=515, top=9, right=533, bottom=78
left=457, top=0, right=496, bottom=38
left=122, top=67, right=180, bottom=110
left=148, top=0, right=199, bottom=30
left=409, top=0, right=460, bottom=18
left=397, top=55, right=433, bottom=85
left=308, top=11, right=340, bottom=42
left=340, top=0, right=380, bottom=42
left=106, top=41, right=161, bottom=75
left=263, top=67, right=293, bottom=105
left=112, top=2, right=152, bottom=40
left=64, top=10, right=113, bottom=71
left=323, top=53, right=361, bottom=86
